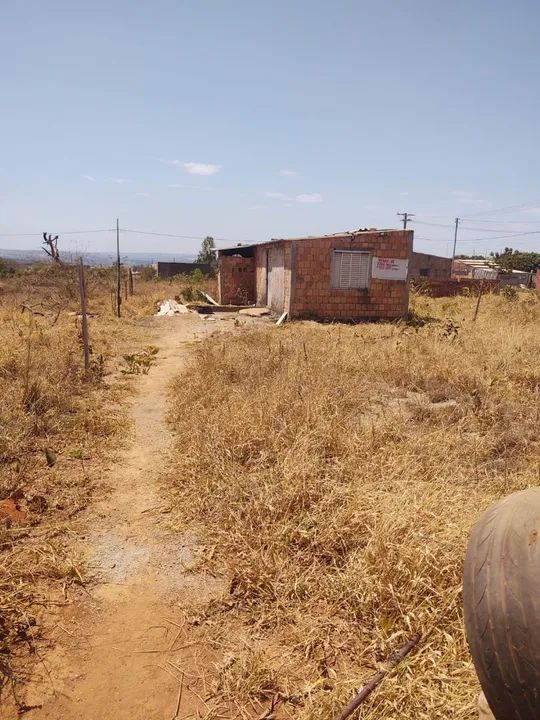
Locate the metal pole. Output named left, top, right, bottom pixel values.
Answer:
left=116, top=218, right=121, bottom=318
left=451, top=217, right=459, bottom=276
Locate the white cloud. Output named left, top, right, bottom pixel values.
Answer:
left=251, top=204, right=267, bottom=210
left=168, top=183, right=185, bottom=188
left=106, top=177, right=130, bottom=184
left=400, top=191, right=409, bottom=196
left=279, top=169, right=298, bottom=176
left=81, top=174, right=95, bottom=181
left=135, top=192, right=150, bottom=197
left=265, top=191, right=289, bottom=200
left=183, top=162, right=221, bottom=176
left=296, top=193, right=323, bottom=204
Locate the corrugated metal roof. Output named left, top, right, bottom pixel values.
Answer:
left=216, top=228, right=406, bottom=252
left=271, top=228, right=402, bottom=240
left=454, top=258, right=530, bottom=275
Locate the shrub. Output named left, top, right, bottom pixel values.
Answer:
left=501, top=284, right=518, bottom=300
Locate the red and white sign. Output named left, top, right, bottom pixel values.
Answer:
left=372, top=256, right=409, bottom=280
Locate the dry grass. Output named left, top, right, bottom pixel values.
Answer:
left=0, top=262, right=216, bottom=702
left=168, top=290, right=540, bottom=719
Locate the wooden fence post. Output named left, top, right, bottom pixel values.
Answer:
left=79, top=259, right=90, bottom=376
left=472, top=281, right=485, bottom=322
left=128, top=267, right=134, bottom=296
left=116, top=218, right=121, bottom=318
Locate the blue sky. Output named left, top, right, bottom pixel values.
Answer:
left=2, top=0, right=540, bottom=257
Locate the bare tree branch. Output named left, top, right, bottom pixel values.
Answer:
left=334, top=633, right=422, bottom=720
left=42, top=232, right=61, bottom=263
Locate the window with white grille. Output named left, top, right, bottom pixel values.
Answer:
left=331, top=250, right=371, bottom=289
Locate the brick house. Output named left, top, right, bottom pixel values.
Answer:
left=409, top=252, right=452, bottom=281
left=217, top=228, right=413, bottom=320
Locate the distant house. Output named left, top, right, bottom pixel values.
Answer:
left=409, top=252, right=452, bottom=280
left=453, top=259, right=496, bottom=278
left=216, top=229, right=413, bottom=321
left=453, top=259, right=532, bottom=286
left=154, top=261, right=211, bottom=279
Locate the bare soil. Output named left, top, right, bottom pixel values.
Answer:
left=11, top=314, right=233, bottom=720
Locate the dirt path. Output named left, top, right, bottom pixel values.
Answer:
left=21, top=314, right=225, bottom=720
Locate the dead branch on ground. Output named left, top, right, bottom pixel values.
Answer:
left=334, top=632, right=422, bottom=720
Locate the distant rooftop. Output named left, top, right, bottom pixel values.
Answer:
left=455, top=258, right=530, bottom=274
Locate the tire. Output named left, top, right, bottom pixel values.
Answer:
left=463, top=487, right=540, bottom=720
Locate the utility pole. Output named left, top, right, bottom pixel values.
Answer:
left=116, top=218, right=121, bottom=318
left=450, top=217, right=459, bottom=277
left=397, top=212, right=414, bottom=229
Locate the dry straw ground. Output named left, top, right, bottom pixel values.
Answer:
left=168, top=290, right=540, bottom=719
left=0, top=263, right=216, bottom=705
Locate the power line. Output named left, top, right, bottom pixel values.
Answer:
left=415, top=215, right=540, bottom=225
left=460, top=230, right=540, bottom=242
left=0, top=228, right=114, bottom=237
left=464, top=201, right=540, bottom=219
left=411, top=219, right=540, bottom=234
left=414, top=232, right=537, bottom=244
left=120, top=228, right=237, bottom=243
left=0, top=226, right=243, bottom=244
left=460, top=217, right=540, bottom=224
left=120, top=228, right=210, bottom=240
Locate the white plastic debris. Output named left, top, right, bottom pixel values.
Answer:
left=197, top=289, right=219, bottom=305
left=156, top=299, right=190, bottom=316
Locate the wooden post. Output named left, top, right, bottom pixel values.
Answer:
left=79, top=258, right=90, bottom=376
left=128, top=267, right=134, bottom=296
left=23, top=309, right=35, bottom=402
left=472, top=281, right=485, bottom=322
left=124, top=279, right=128, bottom=300
left=116, top=218, right=121, bottom=318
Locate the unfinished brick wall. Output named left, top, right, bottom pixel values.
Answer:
left=218, top=255, right=255, bottom=305
left=416, top=278, right=500, bottom=297
left=290, top=231, right=412, bottom=320
left=409, top=252, right=452, bottom=280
